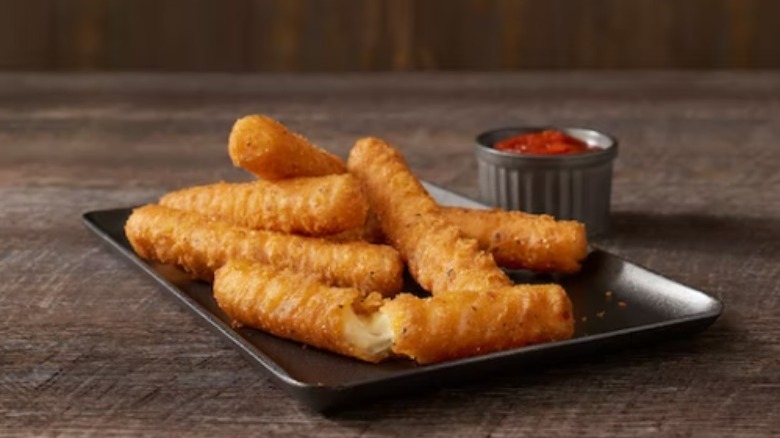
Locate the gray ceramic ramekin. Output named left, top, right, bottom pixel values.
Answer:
left=476, top=127, right=618, bottom=236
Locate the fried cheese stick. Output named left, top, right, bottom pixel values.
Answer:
left=326, top=207, right=587, bottom=273
left=347, top=137, right=512, bottom=294
left=442, top=207, right=587, bottom=273
left=124, top=204, right=403, bottom=295
left=159, top=174, right=368, bottom=236
left=228, top=115, right=347, bottom=180
left=214, top=259, right=392, bottom=363
left=382, top=286, right=574, bottom=364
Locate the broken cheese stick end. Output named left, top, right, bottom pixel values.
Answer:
left=214, top=259, right=393, bottom=363
left=380, top=286, right=574, bottom=364
left=343, top=303, right=394, bottom=361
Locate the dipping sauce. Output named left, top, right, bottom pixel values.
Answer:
left=494, top=130, right=598, bottom=155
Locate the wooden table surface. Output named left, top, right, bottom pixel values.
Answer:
left=1, top=73, right=778, bottom=436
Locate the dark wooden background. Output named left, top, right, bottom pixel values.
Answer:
left=2, top=0, right=780, bottom=71
left=1, top=72, right=779, bottom=435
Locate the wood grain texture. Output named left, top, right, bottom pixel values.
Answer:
left=2, top=0, right=780, bottom=71
left=0, top=72, right=779, bottom=435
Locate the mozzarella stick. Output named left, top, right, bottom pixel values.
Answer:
left=382, top=286, right=574, bottom=364
left=159, top=174, right=367, bottom=236
left=347, top=137, right=512, bottom=294
left=124, top=204, right=403, bottom=295
left=442, top=207, right=588, bottom=273
left=325, top=207, right=586, bottom=273
left=228, top=115, right=346, bottom=180
left=214, top=260, right=393, bottom=363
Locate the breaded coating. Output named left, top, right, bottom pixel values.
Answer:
left=328, top=206, right=587, bottom=273
left=442, top=207, right=588, bottom=273
left=159, top=174, right=368, bottom=236
left=347, top=137, right=512, bottom=294
left=228, top=115, right=346, bottom=180
left=325, top=210, right=386, bottom=244
left=382, top=285, right=574, bottom=364
left=214, top=260, right=393, bottom=363
left=124, top=204, right=403, bottom=295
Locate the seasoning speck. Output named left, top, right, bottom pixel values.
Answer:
left=596, top=311, right=606, bottom=318
left=581, top=316, right=588, bottom=323
left=605, top=291, right=613, bottom=301
left=618, top=301, right=627, bottom=308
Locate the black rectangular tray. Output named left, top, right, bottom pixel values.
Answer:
left=82, top=183, right=723, bottom=412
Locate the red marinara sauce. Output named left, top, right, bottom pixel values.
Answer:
left=494, top=130, right=598, bottom=155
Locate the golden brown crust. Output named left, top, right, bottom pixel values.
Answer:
left=324, top=207, right=587, bottom=273
left=214, top=260, right=390, bottom=363
left=159, top=174, right=368, bottom=236
left=347, top=137, right=512, bottom=294
left=325, top=210, right=386, bottom=244
left=442, top=207, right=588, bottom=273
left=381, top=285, right=574, bottom=364
left=228, top=115, right=346, bottom=180
left=124, top=204, right=403, bottom=295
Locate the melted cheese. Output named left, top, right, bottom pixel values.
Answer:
left=343, top=306, right=393, bottom=359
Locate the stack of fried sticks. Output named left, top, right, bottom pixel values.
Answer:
left=125, top=115, right=587, bottom=364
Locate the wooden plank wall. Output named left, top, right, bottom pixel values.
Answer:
left=1, top=0, right=779, bottom=71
